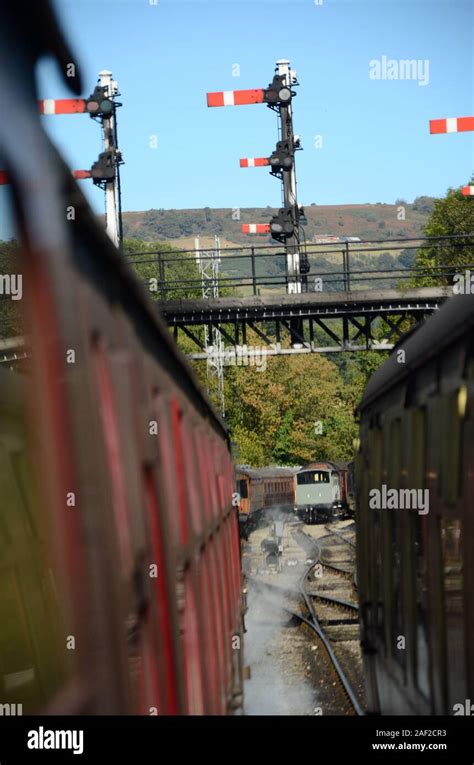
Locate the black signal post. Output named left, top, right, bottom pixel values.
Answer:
left=207, top=58, right=309, bottom=297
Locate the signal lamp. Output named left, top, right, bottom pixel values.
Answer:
left=278, top=87, right=291, bottom=102
left=90, top=150, right=115, bottom=182
left=100, top=99, right=113, bottom=114
left=268, top=140, right=293, bottom=171
left=86, top=86, right=114, bottom=116
left=269, top=208, right=294, bottom=240
left=264, top=75, right=294, bottom=106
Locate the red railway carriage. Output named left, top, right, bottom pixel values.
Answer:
left=0, top=2, right=243, bottom=715
left=236, top=466, right=295, bottom=515
left=235, top=466, right=295, bottom=537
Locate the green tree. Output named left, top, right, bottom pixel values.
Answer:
left=411, top=188, right=474, bottom=286
left=412, top=196, right=435, bottom=214
left=220, top=353, right=364, bottom=466
left=125, top=238, right=203, bottom=301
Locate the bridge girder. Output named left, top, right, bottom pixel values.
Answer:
left=161, top=288, right=450, bottom=357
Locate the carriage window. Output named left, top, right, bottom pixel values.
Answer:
left=297, top=471, right=329, bottom=484
left=410, top=409, right=425, bottom=490
left=238, top=479, right=248, bottom=499
left=441, top=389, right=465, bottom=504
left=409, top=409, right=430, bottom=698
left=181, top=573, right=204, bottom=714
left=412, top=513, right=430, bottom=697
left=441, top=518, right=466, bottom=709
left=388, top=419, right=404, bottom=667
left=391, top=513, right=404, bottom=668
left=368, top=427, right=384, bottom=645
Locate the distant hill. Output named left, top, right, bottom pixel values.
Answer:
left=122, top=197, right=435, bottom=248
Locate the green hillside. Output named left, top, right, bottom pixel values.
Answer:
left=122, top=197, right=434, bottom=246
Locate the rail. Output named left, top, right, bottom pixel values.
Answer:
left=125, top=234, right=474, bottom=300
left=293, top=528, right=363, bottom=715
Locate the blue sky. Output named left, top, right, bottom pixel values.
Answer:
left=2, top=0, right=474, bottom=236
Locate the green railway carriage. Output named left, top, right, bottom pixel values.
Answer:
left=295, top=461, right=349, bottom=523
left=356, top=294, right=474, bottom=715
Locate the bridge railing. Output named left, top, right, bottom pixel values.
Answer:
left=125, top=234, right=474, bottom=300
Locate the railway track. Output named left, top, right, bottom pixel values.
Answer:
left=293, top=524, right=364, bottom=715
left=249, top=568, right=362, bottom=714
left=323, top=523, right=356, bottom=548
left=244, top=518, right=365, bottom=715
left=319, top=521, right=359, bottom=587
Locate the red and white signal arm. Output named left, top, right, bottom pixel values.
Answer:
left=242, top=224, right=270, bottom=234
left=430, top=116, right=474, bottom=134
left=207, top=90, right=265, bottom=108
left=429, top=115, right=474, bottom=198
left=38, top=99, right=87, bottom=115
left=240, top=157, right=269, bottom=167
